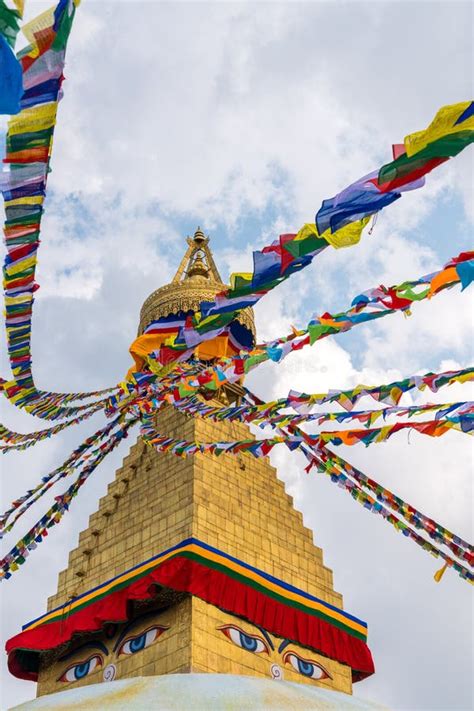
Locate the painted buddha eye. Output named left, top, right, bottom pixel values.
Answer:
left=118, top=626, right=166, bottom=656
left=283, top=651, right=331, bottom=680
left=218, top=625, right=269, bottom=654
left=59, top=654, right=102, bottom=683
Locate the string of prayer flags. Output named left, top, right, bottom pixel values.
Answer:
left=168, top=366, right=474, bottom=423
left=284, top=366, right=474, bottom=414
left=315, top=171, right=422, bottom=236
left=0, top=402, right=105, bottom=451
left=316, top=102, right=474, bottom=236
left=138, top=411, right=471, bottom=460
left=168, top=388, right=473, bottom=426
left=228, top=401, right=472, bottom=430
left=0, top=0, right=105, bottom=422
left=156, top=100, right=473, bottom=364
left=135, top=251, right=473, bottom=405
left=316, top=416, right=473, bottom=446
left=379, top=102, right=474, bottom=189
left=312, top=444, right=473, bottom=582
left=241, top=391, right=473, bottom=581
left=253, top=388, right=474, bottom=566
left=312, top=444, right=473, bottom=583
left=0, top=379, right=116, bottom=421
left=0, top=416, right=126, bottom=537
left=318, top=444, right=474, bottom=568
left=0, top=417, right=137, bottom=579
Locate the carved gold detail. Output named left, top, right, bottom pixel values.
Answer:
left=138, top=229, right=256, bottom=339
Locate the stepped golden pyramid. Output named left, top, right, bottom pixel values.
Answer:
left=12, top=230, right=381, bottom=711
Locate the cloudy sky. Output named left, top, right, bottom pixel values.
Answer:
left=1, top=1, right=473, bottom=709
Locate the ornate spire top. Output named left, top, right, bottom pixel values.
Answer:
left=138, top=228, right=255, bottom=339
left=193, top=226, right=206, bottom=244
left=172, top=227, right=222, bottom=284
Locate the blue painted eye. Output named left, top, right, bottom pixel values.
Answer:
left=74, top=661, right=91, bottom=679
left=240, top=631, right=259, bottom=652
left=59, top=655, right=102, bottom=683
left=118, top=626, right=165, bottom=656
left=218, top=625, right=268, bottom=654
left=297, top=658, right=315, bottom=677
left=284, top=652, right=331, bottom=680
left=129, top=633, right=147, bottom=653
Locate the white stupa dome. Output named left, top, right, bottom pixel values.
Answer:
left=13, top=673, right=386, bottom=711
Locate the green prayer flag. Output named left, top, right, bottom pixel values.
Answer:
left=379, top=131, right=474, bottom=184
left=308, top=323, right=334, bottom=345
left=283, top=233, right=326, bottom=259
left=52, top=2, right=78, bottom=51
left=0, top=1, right=21, bottom=48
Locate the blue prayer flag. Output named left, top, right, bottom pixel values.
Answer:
left=0, top=34, right=23, bottom=115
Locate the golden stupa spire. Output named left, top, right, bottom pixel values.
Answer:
left=138, top=229, right=255, bottom=339
left=172, top=227, right=223, bottom=284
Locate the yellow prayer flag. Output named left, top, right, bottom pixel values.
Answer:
left=5, top=196, right=45, bottom=207
left=375, top=425, right=391, bottom=443
left=369, top=411, right=382, bottom=426
left=295, top=222, right=319, bottom=242
left=8, top=103, right=58, bottom=136
left=10, top=388, right=35, bottom=404
left=404, top=102, right=474, bottom=157
left=322, top=217, right=370, bottom=249
left=0, top=379, right=16, bottom=391
left=151, top=360, right=176, bottom=378
left=5, top=255, right=37, bottom=276
left=389, top=387, right=403, bottom=404
left=5, top=293, right=33, bottom=305
left=457, top=372, right=474, bottom=384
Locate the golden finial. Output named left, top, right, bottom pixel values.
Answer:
left=193, top=226, right=206, bottom=244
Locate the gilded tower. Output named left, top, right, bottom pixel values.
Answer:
left=8, top=230, right=375, bottom=709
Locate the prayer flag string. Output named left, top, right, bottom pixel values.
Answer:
left=115, top=251, right=473, bottom=412
left=243, top=390, right=473, bottom=582
left=0, top=416, right=138, bottom=579
left=0, top=0, right=118, bottom=421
